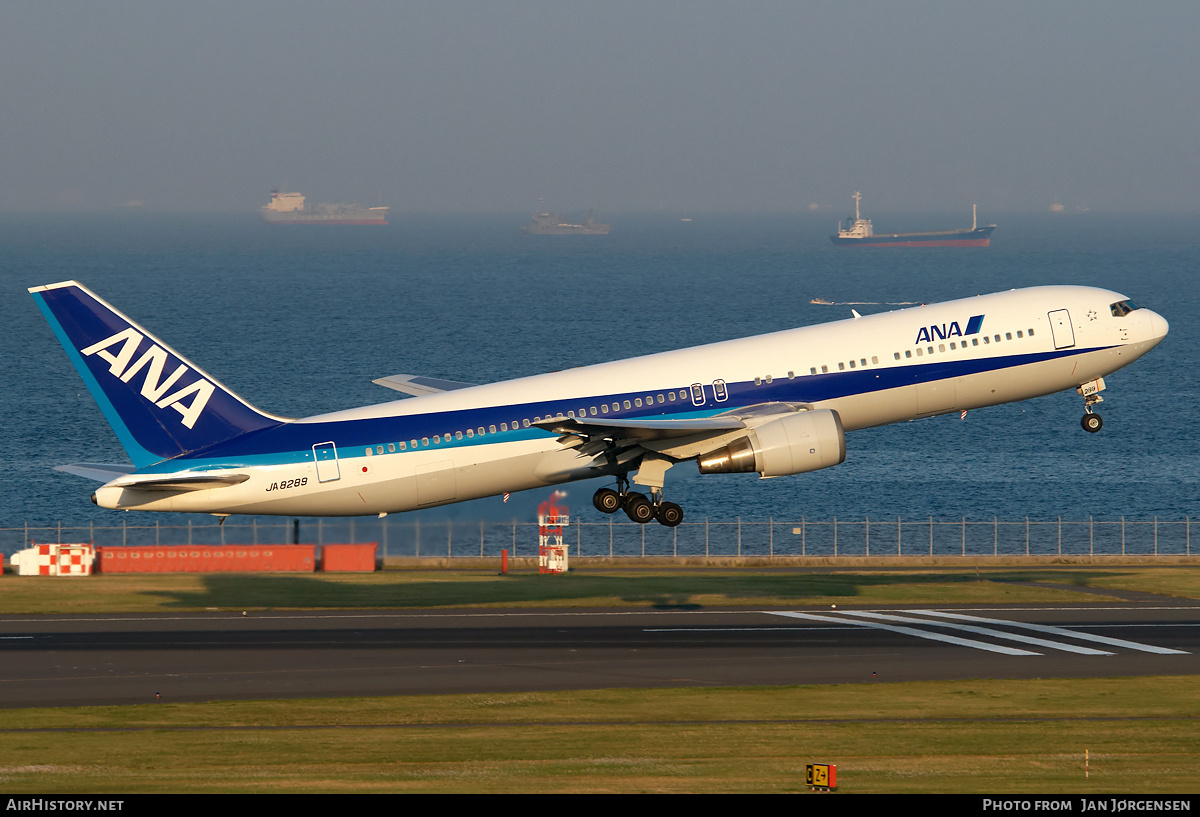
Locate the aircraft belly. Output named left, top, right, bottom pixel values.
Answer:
left=128, top=442, right=582, bottom=516
left=416, top=461, right=456, bottom=507
left=916, top=376, right=958, bottom=417
left=365, top=449, right=589, bottom=512
left=534, top=447, right=607, bottom=482
left=824, top=384, right=917, bottom=430
left=830, top=347, right=1126, bottom=431
left=956, top=350, right=1110, bottom=410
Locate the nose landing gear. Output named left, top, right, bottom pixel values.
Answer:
left=592, top=478, right=684, bottom=527
left=1077, top=378, right=1106, bottom=433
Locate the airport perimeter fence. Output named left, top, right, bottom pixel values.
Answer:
left=2, top=515, right=1197, bottom=560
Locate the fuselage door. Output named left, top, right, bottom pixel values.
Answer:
left=313, top=441, right=341, bottom=483
left=1048, top=309, right=1076, bottom=349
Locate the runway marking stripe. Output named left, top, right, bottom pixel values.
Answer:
left=905, top=610, right=1189, bottom=655
left=833, top=610, right=1113, bottom=655
left=765, top=611, right=1040, bottom=656
left=643, top=627, right=855, bottom=632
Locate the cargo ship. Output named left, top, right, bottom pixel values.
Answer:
left=260, top=189, right=389, bottom=225
left=831, top=193, right=994, bottom=247
left=522, top=210, right=611, bottom=235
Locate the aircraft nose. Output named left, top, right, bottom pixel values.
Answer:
left=1147, top=309, right=1169, bottom=344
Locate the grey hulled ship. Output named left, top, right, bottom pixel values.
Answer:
left=831, top=193, right=994, bottom=247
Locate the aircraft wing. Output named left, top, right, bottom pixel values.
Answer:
left=372, top=374, right=477, bottom=396
left=534, top=415, right=745, bottom=442
left=533, top=402, right=813, bottom=464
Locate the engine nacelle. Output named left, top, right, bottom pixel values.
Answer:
left=696, top=409, right=846, bottom=477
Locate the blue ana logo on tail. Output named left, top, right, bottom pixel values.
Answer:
left=80, top=328, right=215, bottom=429
left=915, top=314, right=984, bottom=344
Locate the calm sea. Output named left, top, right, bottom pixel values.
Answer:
left=1, top=210, right=1195, bottom=556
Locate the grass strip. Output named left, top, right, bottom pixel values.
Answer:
left=0, top=677, right=1197, bottom=793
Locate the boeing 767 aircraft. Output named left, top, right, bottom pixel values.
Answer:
left=30, top=281, right=1167, bottom=526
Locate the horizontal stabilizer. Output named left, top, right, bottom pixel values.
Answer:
left=111, top=473, right=251, bottom=492
left=372, top=374, right=476, bottom=396
left=55, top=463, right=137, bottom=482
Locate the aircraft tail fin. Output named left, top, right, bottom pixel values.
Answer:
left=30, top=281, right=287, bottom=467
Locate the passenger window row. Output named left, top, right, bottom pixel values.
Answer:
left=799, top=327, right=1038, bottom=373
left=810, top=356, right=880, bottom=375
left=891, top=328, right=1035, bottom=361
left=362, top=389, right=699, bottom=456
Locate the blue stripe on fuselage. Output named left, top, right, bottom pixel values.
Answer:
left=151, top=346, right=1102, bottom=471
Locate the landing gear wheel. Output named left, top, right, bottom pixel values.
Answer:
left=1082, top=413, right=1103, bottom=433
left=593, top=487, right=621, bottom=514
left=656, top=501, right=684, bottom=527
left=623, top=492, right=655, bottom=524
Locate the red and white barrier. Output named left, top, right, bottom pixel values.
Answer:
left=10, top=543, right=95, bottom=576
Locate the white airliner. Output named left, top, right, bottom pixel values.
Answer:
left=30, top=281, right=1167, bottom=526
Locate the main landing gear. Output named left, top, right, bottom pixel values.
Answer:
left=1077, top=378, right=1106, bottom=434
left=592, top=477, right=684, bottom=527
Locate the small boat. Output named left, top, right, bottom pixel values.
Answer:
left=522, top=210, right=611, bottom=235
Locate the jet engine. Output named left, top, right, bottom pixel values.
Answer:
left=696, top=409, right=845, bottom=477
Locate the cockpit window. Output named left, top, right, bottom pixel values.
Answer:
left=1110, top=300, right=1140, bottom=317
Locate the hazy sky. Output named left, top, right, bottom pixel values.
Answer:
left=2, top=1, right=1197, bottom=214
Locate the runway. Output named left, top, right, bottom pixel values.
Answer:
left=1, top=603, right=1198, bottom=707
